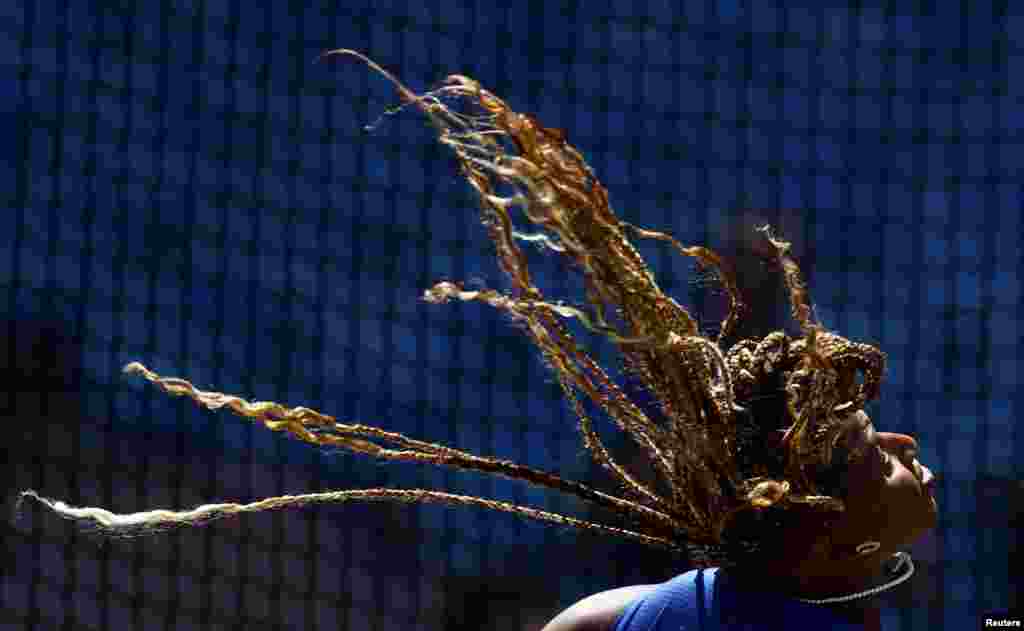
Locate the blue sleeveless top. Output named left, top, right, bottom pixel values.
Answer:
left=612, top=568, right=863, bottom=630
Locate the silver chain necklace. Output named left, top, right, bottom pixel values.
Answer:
left=795, top=552, right=915, bottom=605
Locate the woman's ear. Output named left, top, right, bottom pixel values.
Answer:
left=824, top=519, right=881, bottom=563
left=827, top=541, right=873, bottom=563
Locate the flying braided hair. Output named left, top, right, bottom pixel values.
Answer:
left=17, top=51, right=886, bottom=569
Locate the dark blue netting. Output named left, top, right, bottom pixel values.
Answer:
left=1, top=1, right=1020, bottom=630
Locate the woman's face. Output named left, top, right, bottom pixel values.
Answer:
left=834, top=409, right=938, bottom=551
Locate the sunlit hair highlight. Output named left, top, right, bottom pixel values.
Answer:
left=17, top=51, right=887, bottom=567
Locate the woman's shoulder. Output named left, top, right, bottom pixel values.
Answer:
left=540, top=583, right=662, bottom=631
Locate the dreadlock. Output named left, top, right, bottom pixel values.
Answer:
left=17, top=51, right=886, bottom=569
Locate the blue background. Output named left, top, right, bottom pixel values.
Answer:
left=1, top=1, right=1020, bottom=630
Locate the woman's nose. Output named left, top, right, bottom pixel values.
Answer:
left=876, top=431, right=918, bottom=455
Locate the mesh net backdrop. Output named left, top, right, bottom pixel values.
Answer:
left=2, top=1, right=1021, bottom=630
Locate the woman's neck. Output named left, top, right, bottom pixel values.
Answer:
left=719, top=565, right=885, bottom=630
left=817, top=599, right=881, bottom=630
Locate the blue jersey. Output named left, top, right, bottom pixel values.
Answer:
left=613, top=568, right=863, bottom=630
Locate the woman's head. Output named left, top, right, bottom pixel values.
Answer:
left=722, top=406, right=937, bottom=593
left=811, top=409, right=937, bottom=561
left=688, top=320, right=937, bottom=569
